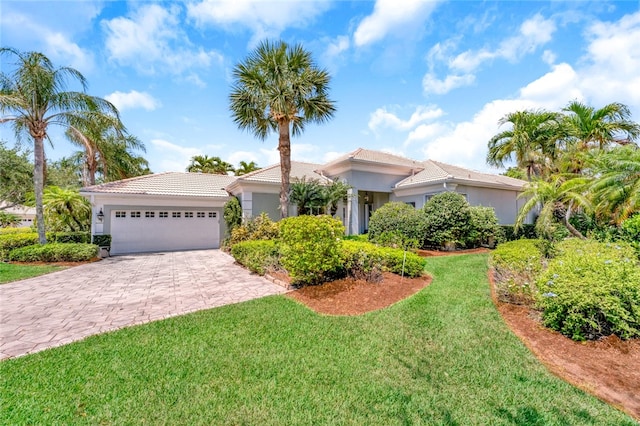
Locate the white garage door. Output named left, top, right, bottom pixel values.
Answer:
left=110, top=209, right=220, bottom=255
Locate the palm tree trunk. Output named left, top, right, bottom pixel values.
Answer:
left=278, top=120, right=291, bottom=219
left=563, top=202, right=586, bottom=239
left=33, top=136, right=47, bottom=244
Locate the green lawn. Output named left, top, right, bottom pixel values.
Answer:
left=1, top=254, right=634, bottom=424
left=0, top=262, right=63, bottom=284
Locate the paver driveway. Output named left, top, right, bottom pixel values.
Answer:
left=0, top=250, right=287, bottom=360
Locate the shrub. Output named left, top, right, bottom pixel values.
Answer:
left=374, top=230, right=419, bottom=250
left=368, top=202, right=424, bottom=245
left=341, top=240, right=426, bottom=280
left=0, top=227, right=34, bottom=235
left=9, top=243, right=98, bottom=262
left=537, top=239, right=640, bottom=341
left=490, top=239, right=544, bottom=304
left=279, top=215, right=344, bottom=285
left=621, top=214, right=640, bottom=240
left=229, top=213, right=279, bottom=246
left=0, top=232, right=38, bottom=260
left=467, top=206, right=504, bottom=248
left=47, top=231, right=90, bottom=244
left=422, top=192, right=472, bottom=249
left=92, top=234, right=112, bottom=247
left=223, top=197, right=243, bottom=236
left=501, top=224, right=537, bottom=241
left=230, top=240, right=280, bottom=275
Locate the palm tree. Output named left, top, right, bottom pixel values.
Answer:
left=289, top=177, right=326, bottom=215
left=589, top=146, right=640, bottom=224
left=515, top=174, right=592, bottom=239
left=43, top=186, right=91, bottom=232
left=100, top=138, right=150, bottom=182
left=235, top=160, right=260, bottom=176
left=0, top=48, right=121, bottom=243
left=562, top=101, right=640, bottom=151
left=487, top=110, right=562, bottom=180
left=187, top=155, right=234, bottom=175
left=229, top=40, right=336, bottom=218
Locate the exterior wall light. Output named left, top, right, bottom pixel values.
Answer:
left=97, top=208, right=104, bottom=222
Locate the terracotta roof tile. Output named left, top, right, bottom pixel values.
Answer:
left=321, top=148, right=424, bottom=170
left=396, top=160, right=525, bottom=189
left=238, top=161, right=329, bottom=184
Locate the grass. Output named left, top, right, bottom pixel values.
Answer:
left=0, top=262, right=63, bottom=284
left=1, top=254, right=635, bottom=424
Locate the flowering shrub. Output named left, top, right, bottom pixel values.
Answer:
left=537, top=239, right=640, bottom=341
left=489, top=239, right=544, bottom=304
left=278, top=215, right=345, bottom=285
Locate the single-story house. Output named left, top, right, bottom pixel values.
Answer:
left=81, top=148, right=529, bottom=255
left=0, top=202, right=36, bottom=228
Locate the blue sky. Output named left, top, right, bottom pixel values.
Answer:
left=2, top=0, right=639, bottom=174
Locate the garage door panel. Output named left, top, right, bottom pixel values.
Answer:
left=111, top=210, right=219, bottom=254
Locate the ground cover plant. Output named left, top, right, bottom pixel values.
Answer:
left=1, top=254, right=635, bottom=425
left=0, top=263, right=63, bottom=284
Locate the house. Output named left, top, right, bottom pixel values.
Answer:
left=0, top=202, right=36, bottom=228
left=81, top=148, right=528, bottom=255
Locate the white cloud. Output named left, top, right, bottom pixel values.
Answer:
left=450, top=13, right=557, bottom=73
left=353, top=0, right=441, bottom=47
left=519, top=63, right=582, bottom=106
left=227, top=151, right=261, bottom=167
left=422, top=73, right=475, bottom=95
left=105, top=90, right=161, bottom=111
left=103, top=4, right=223, bottom=77
left=369, top=105, right=444, bottom=132
left=187, top=0, right=331, bottom=45
left=151, top=139, right=202, bottom=172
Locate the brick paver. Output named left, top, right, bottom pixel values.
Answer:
left=0, top=250, right=286, bottom=360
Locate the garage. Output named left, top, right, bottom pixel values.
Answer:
left=110, top=209, right=220, bottom=255
left=80, top=172, right=236, bottom=255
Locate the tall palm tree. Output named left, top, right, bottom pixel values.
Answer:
left=515, top=174, right=591, bottom=239
left=230, top=40, right=336, bottom=218
left=101, top=138, right=150, bottom=182
left=589, top=146, right=640, bottom=224
left=0, top=48, right=121, bottom=243
left=235, top=160, right=260, bottom=176
left=487, top=110, right=562, bottom=180
left=187, top=155, right=234, bottom=175
left=562, top=101, right=640, bottom=151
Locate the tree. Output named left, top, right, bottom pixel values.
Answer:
left=0, top=141, right=32, bottom=208
left=187, top=155, right=234, bottom=175
left=515, top=175, right=591, bottom=240
left=289, top=177, right=326, bottom=215
left=324, top=178, right=351, bottom=216
left=0, top=48, right=121, bottom=244
left=100, top=138, right=150, bottom=182
left=43, top=186, right=91, bottom=232
left=562, top=101, right=640, bottom=151
left=235, top=160, right=260, bottom=176
left=0, top=211, right=21, bottom=227
left=487, top=110, right=562, bottom=180
left=589, top=146, right=640, bottom=224
left=230, top=40, right=336, bottom=218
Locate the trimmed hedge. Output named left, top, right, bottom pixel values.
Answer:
left=341, top=240, right=426, bottom=279
left=0, top=227, right=33, bottom=235
left=422, top=192, right=472, bottom=249
left=368, top=202, right=424, bottom=245
left=48, top=231, right=90, bottom=244
left=92, top=234, right=112, bottom=247
left=230, top=240, right=280, bottom=275
left=9, top=243, right=98, bottom=262
left=489, top=239, right=544, bottom=304
left=0, top=232, right=38, bottom=259
left=537, top=239, right=640, bottom=341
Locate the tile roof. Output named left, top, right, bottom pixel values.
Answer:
left=320, top=148, right=424, bottom=170
left=396, top=160, right=525, bottom=189
left=237, top=161, right=329, bottom=184
left=80, top=172, right=237, bottom=198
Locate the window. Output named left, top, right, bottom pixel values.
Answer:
left=115, top=211, right=126, bottom=218
left=159, top=211, right=168, bottom=218
left=185, top=212, right=194, bottom=218
left=208, top=212, right=217, bottom=218
left=172, top=212, right=181, bottom=218
left=145, top=211, right=155, bottom=218
left=197, top=212, right=205, bottom=218
left=131, top=211, right=141, bottom=218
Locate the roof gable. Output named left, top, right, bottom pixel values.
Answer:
left=236, top=161, right=329, bottom=184
left=319, top=148, right=424, bottom=174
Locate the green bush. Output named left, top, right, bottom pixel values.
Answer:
left=621, top=214, right=640, bottom=240
left=223, top=197, right=243, bottom=236
left=47, top=231, right=90, bottom=244
left=279, top=215, right=344, bottom=285
left=537, top=239, right=640, bottom=341
left=341, top=240, right=426, bottom=279
left=422, top=192, right=471, bottom=249
left=368, top=202, right=424, bottom=245
left=0, top=232, right=38, bottom=260
left=501, top=224, right=537, bottom=241
left=490, top=239, right=544, bottom=304
left=0, top=227, right=34, bottom=235
left=467, top=206, right=504, bottom=248
left=92, top=234, right=112, bottom=247
left=229, top=213, right=279, bottom=246
left=230, top=240, right=280, bottom=275
left=9, top=243, right=98, bottom=262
